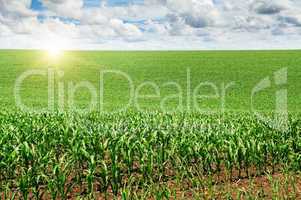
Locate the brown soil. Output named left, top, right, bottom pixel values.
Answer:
left=2, top=172, right=301, bottom=200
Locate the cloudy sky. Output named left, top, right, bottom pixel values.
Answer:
left=0, top=0, right=301, bottom=50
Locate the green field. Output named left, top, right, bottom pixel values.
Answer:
left=0, top=50, right=301, bottom=199
left=0, top=50, right=300, bottom=112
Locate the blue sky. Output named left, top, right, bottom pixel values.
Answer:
left=1, top=0, right=301, bottom=50
left=30, top=0, right=44, bottom=10
left=30, top=0, right=145, bottom=10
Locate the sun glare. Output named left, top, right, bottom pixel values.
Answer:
left=48, top=46, right=62, bottom=57
left=43, top=37, right=68, bottom=58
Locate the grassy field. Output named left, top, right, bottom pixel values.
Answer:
left=0, top=50, right=300, bottom=112
left=0, top=50, right=301, bottom=199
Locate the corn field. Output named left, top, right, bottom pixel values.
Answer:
left=0, top=111, right=301, bottom=199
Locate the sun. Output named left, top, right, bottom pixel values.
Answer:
left=48, top=46, right=62, bottom=57
left=43, top=36, right=68, bottom=58
left=46, top=43, right=64, bottom=57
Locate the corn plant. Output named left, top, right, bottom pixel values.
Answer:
left=0, top=110, right=300, bottom=198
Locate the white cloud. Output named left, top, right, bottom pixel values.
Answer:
left=80, top=7, right=143, bottom=41
left=81, top=8, right=109, bottom=25
left=0, top=22, right=11, bottom=36
left=0, top=0, right=35, bottom=17
left=110, top=19, right=142, bottom=37
left=144, top=19, right=168, bottom=34
left=0, top=0, right=301, bottom=49
left=41, top=0, right=84, bottom=19
left=163, top=0, right=220, bottom=28
left=251, top=0, right=289, bottom=15
left=278, top=12, right=301, bottom=27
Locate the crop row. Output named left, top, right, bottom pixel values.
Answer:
left=0, top=111, right=300, bottom=199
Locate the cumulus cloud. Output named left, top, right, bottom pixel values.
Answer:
left=271, top=0, right=301, bottom=29
left=41, top=0, right=84, bottom=19
left=278, top=14, right=301, bottom=27
left=0, top=21, right=11, bottom=36
left=251, top=0, right=288, bottom=15
left=0, top=0, right=38, bottom=35
left=80, top=7, right=143, bottom=41
left=0, top=0, right=301, bottom=49
left=0, top=0, right=35, bottom=17
left=110, top=19, right=142, bottom=37
left=166, top=0, right=219, bottom=28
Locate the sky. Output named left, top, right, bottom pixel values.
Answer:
left=0, top=0, right=301, bottom=50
